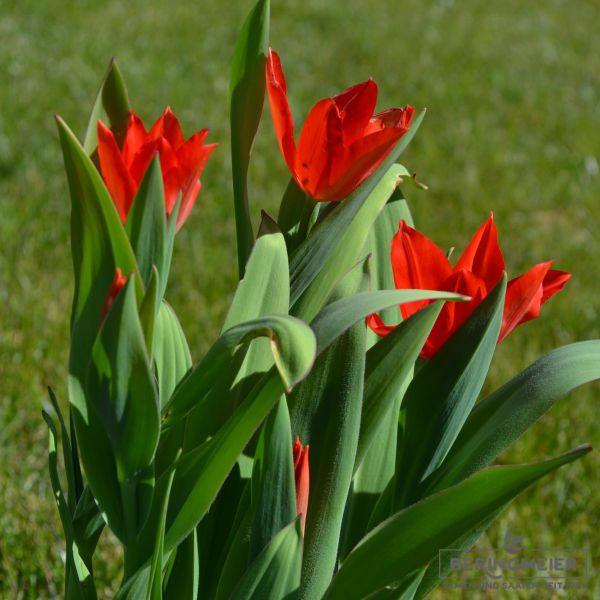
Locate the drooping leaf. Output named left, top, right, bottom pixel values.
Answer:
left=163, top=314, right=316, bottom=427
left=324, top=447, right=591, bottom=600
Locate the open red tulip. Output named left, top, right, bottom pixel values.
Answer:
left=292, top=435, right=310, bottom=535
left=368, top=216, right=571, bottom=358
left=97, top=108, right=216, bottom=231
left=266, top=48, right=415, bottom=201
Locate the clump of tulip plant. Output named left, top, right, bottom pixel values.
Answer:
left=44, top=1, right=599, bottom=598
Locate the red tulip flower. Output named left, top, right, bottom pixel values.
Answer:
left=100, top=267, right=127, bottom=324
left=368, top=216, right=571, bottom=359
left=266, top=49, right=415, bottom=201
left=293, top=435, right=310, bottom=535
left=97, top=108, right=216, bottom=231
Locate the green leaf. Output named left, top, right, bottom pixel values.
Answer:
left=249, top=397, right=296, bottom=560
left=163, top=530, right=199, bottom=600
left=356, top=303, right=443, bottom=470
left=277, top=177, right=315, bottom=252
left=58, top=115, right=142, bottom=540
left=230, top=0, right=270, bottom=277
left=163, top=369, right=286, bottom=552
left=230, top=519, right=303, bottom=600
left=221, top=230, right=290, bottom=406
left=341, top=305, right=442, bottom=560
left=363, top=188, right=414, bottom=344
left=289, top=111, right=425, bottom=321
left=126, top=155, right=173, bottom=299
left=310, top=289, right=464, bottom=355
left=153, top=302, right=192, bottom=411
left=289, top=261, right=367, bottom=600
left=86, top=277, right=159, bottom=540
left=146, top=456, right=178, bottom=600
left=43, top=411, right=97, bottom=600
left=83, top=58, right=130, bottom=155
left=394, top=276, right=506, bottom=509
left=163, top=314, right=316, bottom=427
left=324, top=446, right=591, bottom=600
left=425, top=340, right=600, bottom=494
left=214, top=485, right=253, bottom=600
left=139, top=266, right=159, bottom=357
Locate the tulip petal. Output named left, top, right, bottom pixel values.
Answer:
left=293, top=436, right=310, bottom=535
left=97, top=121, right=137, bottom=222
left=266, top=49, right=297, bottom=176
left=122, top=112, right=148, bottom=167
left=324, top=124, right=406, bottom=200
left=363, top=105, right=415, bottom=136
left=175, top=136, right=217, bottom=228
left=333, top=79, right=378, bottom=145
left=391, top=221, right=453, bottom=319
left=500, top=261, right=553, bottom=342
left=366, top=313, right=398, bottom=337
left=149, top=106, right=185, bottom=150
left=542, top=269, right=571, bottom=303
left=423, top=269, right=486, bottom=359
left=455, top=215, right=505, bottom=291
left=295, top=98, right=341, bottom=200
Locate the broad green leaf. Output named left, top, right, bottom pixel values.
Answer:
left=356, top=303, right=443, bottom=470
left=163, top=369, right=286, bottom=552
left=139, top=267, right=159, bottom=356
left=86, top=277, right=159, bottom=540
left=58, top=115, right=142, bottom=539
left=249, top=397, right=296, bottom=560
left=163, top=314, right=316, bottom=427
left=324, top=447, right=591, bottom=600
left=289, top=110, right=425, bottom=320
left=153, top=302, right=192, bottom=411
left=230, top=519, right=303, bottom=600
left=223, top=231, right=289, bottom=330
left=230, top=0, right=270, bottom=277
left=394, top=276, right=506, bottom=509
left=222, top=230, right=290, bottom=405
left=424, top=340, right=600, bottom=494
left=83, top=58, right=130, bottom=155
left=126, top=156, right=173, bottom=298
left=341, top=305, right=442, bottom=560
left=290, top=261, right=367, bottom=600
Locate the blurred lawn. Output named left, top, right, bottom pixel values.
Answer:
left=1, top=0, right=599, bottom=597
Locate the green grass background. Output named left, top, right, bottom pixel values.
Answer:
left=1, top=0, right=599, bottom=597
